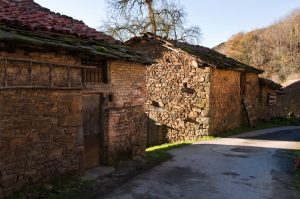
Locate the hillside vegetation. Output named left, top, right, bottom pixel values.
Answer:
left=215, top=10, right=300, bottom=82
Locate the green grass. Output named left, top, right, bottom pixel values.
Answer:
left=145, top=136, right=217, bottom=163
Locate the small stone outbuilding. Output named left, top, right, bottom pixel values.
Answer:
left=278, top=80, right=300, bottom=117
left=258, top=78, right=282, bottom=120
left=0, top=0, right=152, bottom=196
left=127, top=33, right=264, bottom=145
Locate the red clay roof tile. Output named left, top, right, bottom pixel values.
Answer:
left=0, top=0, right=120, bottom=44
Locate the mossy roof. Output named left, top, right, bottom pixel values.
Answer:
left=0, top=26, right=153, bottom=64
left=0, top=0, right=153, bottom=64
left=128, top=33, right=264, bottom=74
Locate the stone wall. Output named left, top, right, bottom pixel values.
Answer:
left=0, top=49, right=84, bottom=197
left=105, top=61, right=147, bottom=164
left=0, top=49, right=82, bottom=88
left=258, top=85, right=279, bottom=120
left=278, top=80, right=300, bottom=117
left=0, top=47, right=148, bottom=196
left=244, top=73, right=259, bottom=121
left=104, top=106, right=147, bottom=165
left=146, top=48, right=211, bottom=143
left=209, top=68, right=242, bottom=133
left=109, top=60, right=146, bottom=107
left=0, top=89, right=83, bottom=197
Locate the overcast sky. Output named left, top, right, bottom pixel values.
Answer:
left=35, top=0, right=300, bottom=48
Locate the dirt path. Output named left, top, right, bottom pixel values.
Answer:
left=102, top=127, right=300, bottom=199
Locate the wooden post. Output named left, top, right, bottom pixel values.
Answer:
left=4, top=59, right=8, bottom=87
left=49, top=64, right=53, bottom=87
left=67, top=65, right=71, bottom=87
left=28, top=61, right=32, bottom=86
left=82, top=68, right=86, bottom=87
left=105, top=60, right=111, bottom=84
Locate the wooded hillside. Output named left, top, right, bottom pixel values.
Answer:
left=215, top=10, right=300, bottom=83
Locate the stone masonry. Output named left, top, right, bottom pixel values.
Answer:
left=0, top=51, right=148, bottom=197
left=127, top=33, right=263, bottom=145
left=0, top=50, right=84, bottom=197
left=146, top=50, right=211, bottom=142
left=105, top=61, right=147, bottom=165
left=0, top=89, right=83, bottom=196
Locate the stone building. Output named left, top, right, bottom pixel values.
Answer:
left=258, top=78, right=282, bottom=120
left=127, top=33, right=264, bottom=145
left=278, top=80, right=300, bottom=117
left=0, top=0, right=151, bottom=196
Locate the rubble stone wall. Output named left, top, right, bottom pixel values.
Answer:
left=278, top=81, right=300, bottom=117
left=0, top=89, right=83, bottom=197
left=0, top=49, right=84, bottom=197
left=146, top=49, right=211, bottom=143
left=244, top=73, right=259, bottom=122
left=0, top=47, right=149, bottom=196
left=258, top=85, right=279, bottom=120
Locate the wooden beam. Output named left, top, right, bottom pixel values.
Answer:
left=67, top=65, right=71, bottom=87
left=28, top=61, right=32, bottom=86
left=0, top=57, right=97, bottom=69
left=0, top=86, right=82, bottom=90
left=49, top=64, right=53, bottom=87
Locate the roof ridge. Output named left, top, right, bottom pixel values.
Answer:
left=136, top=33, right=264, bottom=74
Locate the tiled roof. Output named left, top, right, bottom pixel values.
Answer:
left=0, top=0, right=119, bottom=44
left=0, top=0, right=153, bottom=64
left=127, top=33, right=264, bottom=74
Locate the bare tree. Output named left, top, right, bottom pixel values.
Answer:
left=100, top=0, right=201, bottom=44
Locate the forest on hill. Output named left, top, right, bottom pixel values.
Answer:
left=215, top=10, right=300, bottom=83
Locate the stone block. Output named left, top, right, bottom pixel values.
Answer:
left=62, top=114, right=82, bottom=127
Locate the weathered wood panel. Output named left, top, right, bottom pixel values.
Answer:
left=83, top=94, right=102, bottom=169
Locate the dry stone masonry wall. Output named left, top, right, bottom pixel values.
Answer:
left=147, top=49, right=211, bottom=142
left=258, top=86, right=279, bottom=120
left=279, top=81, right=300, bottom=117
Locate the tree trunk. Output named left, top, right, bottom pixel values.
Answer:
left=146, top=0, right=157, bottom=34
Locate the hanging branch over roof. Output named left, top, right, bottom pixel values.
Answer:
left=101, top=0, right=201, bottom=44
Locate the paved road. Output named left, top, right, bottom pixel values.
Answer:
left=103, top=127, right=300, bottom=199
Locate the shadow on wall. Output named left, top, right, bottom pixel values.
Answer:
left=147, top=117, right=176, bottom=147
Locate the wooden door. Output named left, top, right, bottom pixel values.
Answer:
left=83, top=94, right=102, bottom=169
